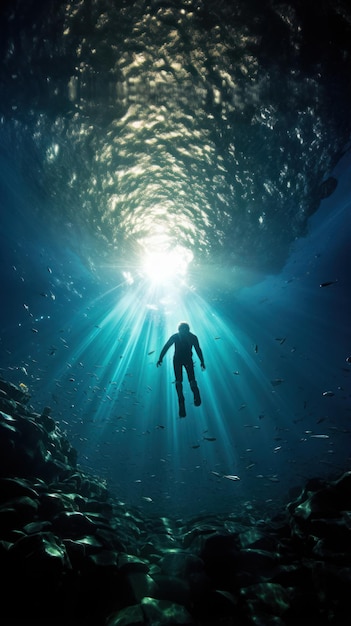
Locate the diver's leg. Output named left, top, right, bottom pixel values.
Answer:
left=190, top=380, right=201, bottom=406
left=176, top=381, right=186, bottom=417
left=186, top=362, right=201, bottom=407
left=174, top=360, right=186, bottom=417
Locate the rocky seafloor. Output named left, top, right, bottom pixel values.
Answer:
left=0, top=378, right=350, bottom=626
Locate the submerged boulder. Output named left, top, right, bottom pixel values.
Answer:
left=0, top=378, right=350, bottom=626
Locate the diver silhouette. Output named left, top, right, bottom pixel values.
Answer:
left=157, top=321, right=205, bottom=417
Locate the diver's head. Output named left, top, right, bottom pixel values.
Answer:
left=178, top=321, right=190, bottom=334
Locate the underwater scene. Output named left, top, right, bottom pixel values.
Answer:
left=1, top=1, right=351, bottom=625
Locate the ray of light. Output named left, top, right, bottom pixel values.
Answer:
left=49, top=270, right=278, bottom=469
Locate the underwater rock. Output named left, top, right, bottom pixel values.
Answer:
left=240, top=581, right=294, bottom=615
left=62, top=536, right=89, bottom=569
left=127, top=572, right=158, bottom=603
left=89, top=549, right=119, bottom=567
left=106, top=603, right=145, bottom=626
left=0, top=476, right=39, bottom=503
left=5, top=530, right=72, bottom=615
left=199, top=532, right=240, bottom=588
left=8, top=530, right=70, bottom=571
left=0, top=396, right=78, bottom=481
left=318, top=176, right=338, bottom=200
left=151, top=573, right=191, bottom=606
left=288, top=471, right=351, bottom=542
left=51, top=510, right=102, bottom=538
left=290, top=473, right=351, bottom=518
left=39, top=491, right=79, bottom=517
left=0, top=378, right=351, bottom=626
left=0, top=379, right=30, bottom=403
left=0, top=495, right=39, bottom=534
left=141, top=596, right=194, bottom=625
left=96, top=526, right=128, bottom=552
left=118, top=553, right=150, bottom=573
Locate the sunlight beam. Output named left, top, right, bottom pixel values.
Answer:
left=140, top=246, right=193, bottom=286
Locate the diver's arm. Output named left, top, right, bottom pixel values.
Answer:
left=157, top=335, right=175, bottom=367
left=193, top=336, right=205, bottom=370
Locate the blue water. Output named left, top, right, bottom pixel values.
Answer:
left=1, top=150, right=350, bottom=518
left=1, top=0, right=351, bottom=519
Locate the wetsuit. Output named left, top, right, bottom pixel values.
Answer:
left=158, top=331, right=205, bottom=416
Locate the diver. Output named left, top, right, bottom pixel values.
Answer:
left=157, top=321, right=205, bottom=418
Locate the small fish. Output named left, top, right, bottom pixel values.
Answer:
left=233, top=371, right=240, bottom=375
left=322, top=391, right=334, bottom=397
left=23, top=304, right=29, bottom=311
left=191, top=444, right=200, bottom=449
left=47, top=267, right=52, bottom=274
left=275, top=337, right=286, bottom=344
left=223, top=474, right=240, bottom=481
left=320, top=280, right=337, bottom=287
left=31, top=328, right=38, bottom=333
left=142, top=496, right=152, bottom=502
left=271, top=378, right=284, bottom=386
left=254, top=344, right=258, bottom=353
left=148, top=350, right=155, bottom=355
left=214, top=336, right=221, bottom=340
left=310, top=434, right=329, bottom=439
left=203, top=437, right=217, bottom=442
left=346, top=356, right=351, bottom=364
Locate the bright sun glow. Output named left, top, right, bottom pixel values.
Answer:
left=142, top=246, right=193, bottom=285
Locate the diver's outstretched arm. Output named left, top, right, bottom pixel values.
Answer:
left=157, top=335, right=175, bottom=367
left=194, top=336, right=205, bottom=370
